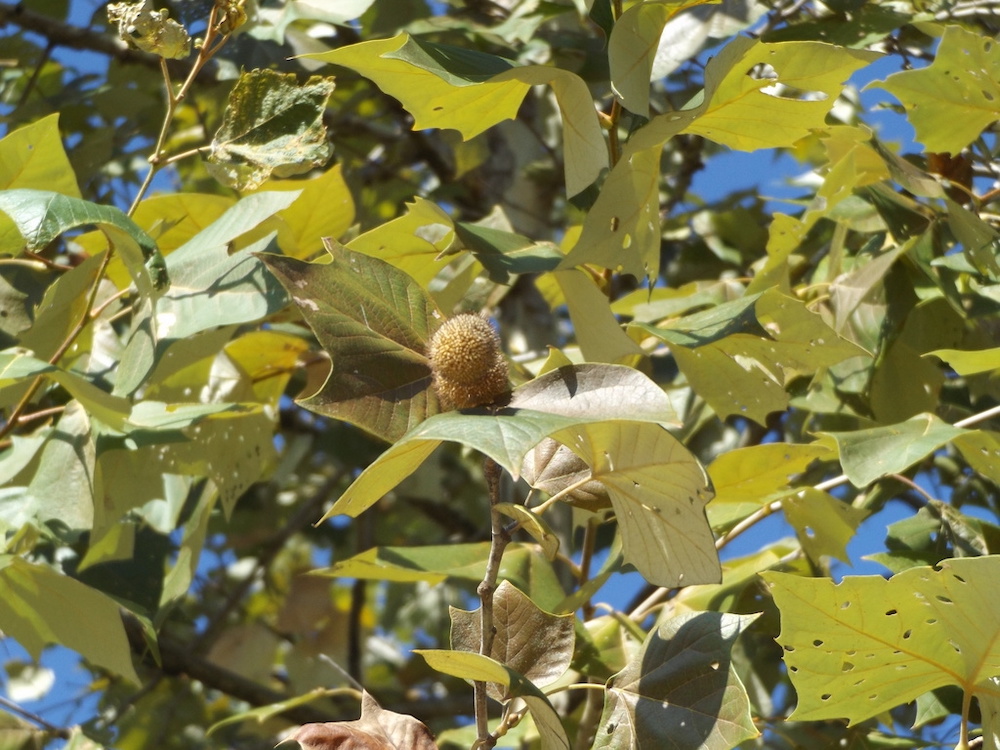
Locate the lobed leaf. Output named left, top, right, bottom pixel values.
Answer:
left=765, top=556, right=1000, bottom=728
left=260, top=245, right=440, bottom=444
left=593, top=611, right=760, bottom=750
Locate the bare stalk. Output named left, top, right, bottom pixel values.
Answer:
left=473, top=457, right=510, bottom=750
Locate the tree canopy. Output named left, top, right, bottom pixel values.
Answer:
left=2, top=0, right=1000, bottom=749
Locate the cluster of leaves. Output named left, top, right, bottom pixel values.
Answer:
left=3, top=0, right=1000, bottom=749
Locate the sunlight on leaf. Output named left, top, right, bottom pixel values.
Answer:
left=765, top=556, right=1000, bottom=729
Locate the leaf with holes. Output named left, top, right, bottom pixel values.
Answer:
left=782, top=488, right=870, bottom=564
left=551, top=421, right=719, bottom=588
left=593, top=611, right=760, bottom=750
left=765, top=556, right=1000, bottom=728
left=450, top=580, right=575, bottom=701
left=868, top=26, right=1000, bottom=155
left=260, top=245, right=441, bottom=444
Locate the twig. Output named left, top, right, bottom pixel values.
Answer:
left=0, top=695, right=71, bottom=739
left=473, top=457, right=510, bottom=750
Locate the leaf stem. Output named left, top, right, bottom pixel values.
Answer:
left=474, top=457, right=510, bottom=750
left=0, top=695, right=71, bottom=739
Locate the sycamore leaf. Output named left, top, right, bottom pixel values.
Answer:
left=320, top=364, right=683, bottom=523
left=0, top=189, right=166, bottom=294
left=557, top=145, right=661, bottom=282
left=706, top=442, right=833, bottom=530
left=346, top=197, right=455, bottom=287
left=450, top=580, right=575, bottom=700
left=609, top=0, right=718, bottom=117
left=0, top=113, right=81, bottom=196
left=260, top=246, right=441, bottom=444
left=765, top=556, right=1000, bottom=727
left=818, top=413, right=968, bottom=487
left=782, top=488, right=870, bottom=563
left=868, top=26, right=1000, bottom=155
left=208, top=69, right=335, bottom=191
left=593, top=611, right=760, bottom=750
left=287, top=691, right=438, bottom=750
left=551, top=421, right=719, bottom=587
left=415, top=650, right=569, bottom=750
left=310, top=34, right=605, bottom=196
left=0, top=555, right=140, bottom=684
left=554, top=270, right=643, bottom=363
left=628, top=37, right=879, bottom=153
left=643, top=289, right=869, bottom=423
left=207, top=688, right=351, bottom=737
left=927, top=347, right=1000, bottom=375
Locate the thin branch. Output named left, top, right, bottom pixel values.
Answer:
left=473, top=457, right=510, bottom=750
left=0, top=695, right=71, bottom=739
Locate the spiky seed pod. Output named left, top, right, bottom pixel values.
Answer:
left=427, top=313, right=509, bottom=410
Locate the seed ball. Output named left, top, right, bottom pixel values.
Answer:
left=427, top=313, right=509, bottom=409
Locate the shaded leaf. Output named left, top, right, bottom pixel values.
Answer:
left=554, top=270, right=644, bottom=363
left=0, top=189, right=166, bottom=294
left=819, top=413, right=968, bottom=487
left=765, top=556, right=1000, bottom=727
left=450, top=580, right=575, bottom=700
left=260, top=246, right=440, bottom=444
left=208, top=69, right=335, bottom=191
left=415, top=650, right=569, bottom=750
left=287, top=691, right=438, bottom=750
left=609, top=0, right=717, bottom=117
left=551, top=421, right=719, bottom=587
left=868, top=26, right=1000, bottom=154
left=0, top=555, right=139, bottom=684
left=593, top=611, right=760, bottom=750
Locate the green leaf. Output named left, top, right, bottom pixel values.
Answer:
left=644, top=289, right=869, bottom=423
left=927, top=347, right=1000, bottom=375
left=783, top=488, right=870, bottom=563
left=554, top=270, right=643, bottom=363
left=207, top=69, right=336, bottom=191
left=452, top=222, right=561, bottom=284
left=707, top=442, right=833, bottom=530
left=0, top=555, right=140, bottom=684
left=415, top=650, right=570, bottom=750
left=260, top=246, right=440, bottom=444
left=255, top=164, right=356, bottom=259
left=819, top=413, right=968, bottom=487
left=0, top=189, right=166, bottom=294
left=552, top=421, right=719, bottom=587
left=954, top=431, right=1000, bottom=486
left=868, top=26, right=1000, bottom=155
left=347, top=197, right=455, bottom=287
left=557, top=144, right=662, bottom=281
left=206, top=688, right=351, bottom=736
left=608, top=0, right=718, bottom=117
left=311, top=34, right=606, bottom=196
left=628, top=36, right=879, bottom=152
left=593, top=611, right=760, bottom=750
left=0, top=113, right=81, bottom=196
left=764, top=556, right=1000, bottom=727
left=450, top=580, right=575, bottom=700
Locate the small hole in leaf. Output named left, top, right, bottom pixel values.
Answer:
left=926, top=618, right=937, bottom=625
left=949, top=640, right=961, bottom=653
left=813, top=639, right=824, bottom=647
left=953, top=574, right=967, bottom=583
left=840, top=601, right=851, bottom=609
left=903, top=630, right=912, bottom=639
left=821, top=693, right=831, bottom=701
left=885, top=609, right=897, bottom=616
left=936, top=595, right=953, bottom=604
left=841, top=662, right=854, bottom=672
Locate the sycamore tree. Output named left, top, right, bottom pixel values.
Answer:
left=3, top=0, right=1000, bottom=748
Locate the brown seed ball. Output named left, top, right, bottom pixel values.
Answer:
left=427, top=313, right=509, bottom=409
